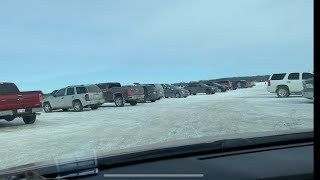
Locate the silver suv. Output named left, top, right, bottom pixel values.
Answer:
left=42, top=85, right=105, bottom=112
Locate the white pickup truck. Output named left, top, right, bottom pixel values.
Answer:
left=267, top=72, right=313, bottom=98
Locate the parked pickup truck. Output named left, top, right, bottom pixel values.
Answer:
left=97, top=82, right=145, bottom=107
left=0, top=82, right=43, bottom=124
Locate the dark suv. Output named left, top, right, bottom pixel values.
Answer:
left=142, top=84, right=164, bottom=100
left=184, top=83, right=217, bottom=95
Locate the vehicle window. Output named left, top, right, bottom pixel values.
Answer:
left=288, top=73, right=300, bottom=80
left=87, top=85, right=102, bottom=93
left=55, top=89, right=66, bottom=97
left=66, top=88, right=75, bottom=95
left=76, top=87, right=88, bottom=94
left=108, top=83, right=121, bottom=88
left=0, top=84, right=19, bottom=93
left=271, top=73, right=286, bottom=80
left=302, top=73, right=313, bottom=80
left=97, top=84, right=106, bottom=89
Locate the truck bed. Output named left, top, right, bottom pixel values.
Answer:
left=0, top=91, right=42, bottom=111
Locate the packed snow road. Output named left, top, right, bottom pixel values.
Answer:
left=0, top=83, right=313, bottom=170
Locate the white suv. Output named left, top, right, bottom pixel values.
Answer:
left=267, top=72, right=313, bottom=98
left=42, top=84, right=105, bottom=112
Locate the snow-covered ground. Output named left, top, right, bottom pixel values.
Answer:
left=0, top=83, right=313, bottom=170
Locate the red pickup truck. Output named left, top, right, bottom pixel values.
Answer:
left=97, top=82, right=145, bottom=107
left=0, top=82, right=43, bottom=124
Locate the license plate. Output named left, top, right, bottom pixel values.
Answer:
left=17, top=109, right=26, bottom=113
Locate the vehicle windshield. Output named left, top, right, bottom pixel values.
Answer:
left=0, top=0, right=313, bottom=172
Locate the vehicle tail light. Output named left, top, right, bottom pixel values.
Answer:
left=268, top=80, right=270, bottom=86
left=127, top=88, right=132, bottom=96
left=39, top=94, right=44, bottom=101
left=85, top=94, right=90, bottom=101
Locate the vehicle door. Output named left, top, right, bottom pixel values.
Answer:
left=50, top=88, right=66, bottom=108
left=187, top=84, right=195, bottom=93
left=63, top=87, right=76, bottom=108
left=287, top=73, right=302, bottom=92
left=199, top=84, right=207, bottom=93
left=163, top=85, right=173, bottom=97
left=0, top=83, right=21, bottom=110
left=105, top=84, right=116, bottom=101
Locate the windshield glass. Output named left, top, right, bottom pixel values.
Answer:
left=0, top=0, right=313, bottom=172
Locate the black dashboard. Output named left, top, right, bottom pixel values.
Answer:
left=77, top=142, right=313, bottom=180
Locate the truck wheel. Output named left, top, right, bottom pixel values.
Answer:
left=129, top=101, right=138, bottom=106
left=277, top=87, right=289, bottom=98
left=43, top=102, right=53, bottom=113
left=150, top=100, right=156, bottom=102
left=91, top=105, right=99, bottom=110
left=115, top=96, right=124, bottom=107
left=5, top=116, right=15, bottom=121
left=62, top=109, right=69, bottom=111
left=175, top=93, right=181, bottom=98
left=23, top=115, right=36, bottom=124
left=73, top=101, right=83, bottom=112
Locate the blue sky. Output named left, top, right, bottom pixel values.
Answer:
left=0, top=0, right=313, bottom=93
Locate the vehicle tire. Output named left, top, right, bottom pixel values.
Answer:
left=129, top=101, right=138, bottom=106
left=91, top=105, right=99, bottom=110
left=193, top=93, right=196, bottom=95
left=62, top=109, right=69, bottom=111
left=276, top=87, right=289, bottom=98
left=150, top=100, right=156, bottom=102
left=43, top=102, right=53, bottom=113
left=4, top=116, right=15, bottom=121
left=23, top=115, right=36, bottom=124
left=114, top=96, right=124, bottom=107
left=175, top=93, right=181, bottom=98
left=73, top=100, right=83, bottom=112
